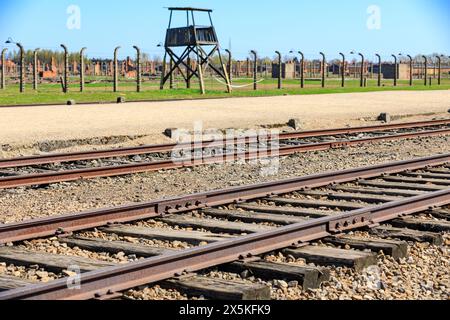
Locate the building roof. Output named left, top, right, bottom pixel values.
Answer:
left=167, top=7, right=212, bottom=12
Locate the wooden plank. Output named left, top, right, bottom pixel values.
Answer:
left=101, top=225, right=235, bottom=245
left=426, top=168, right=450, bottom=174
left=159, top=215, right=273, bottom=234
left=60, top=237, right=175, bottom=258
left=0, top=171, right=19, bottom=177
left=400, top=172, right=450, bottom=180
left=382, top=175, right=450, bottom=186
left=0, top=275, right=33, bottom=291
left=331, top=185, right=424, bottom=197
left=265, top=197, right=365, bottom=211
left=284, top=245, right=377, bottom=272
left=357, top=180, right=445, bottom=191
left=428, top=209, right=450, bottom=221
left=390, top=217, right=450, bottom=233
left=203, top=208, right=308, bottom=225
left=0, top=247, right=115, bottom=273
left=163, top=275, right=271, bottom=300
left=324, top=236, right=408, bottom=261
left=370, top=226, right=444, bottom=245
left=299, top=190, right=400, bottom=203
left=223, top=260, right=330, bottom=290
left=237, top=204, right=332, bottom=218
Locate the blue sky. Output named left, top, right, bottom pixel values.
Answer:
left=0, top=0, right=449, bottom=60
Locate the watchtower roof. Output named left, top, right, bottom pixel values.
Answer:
left=167, top=7, right=213, bottom=12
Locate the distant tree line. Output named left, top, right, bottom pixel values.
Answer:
left=6, top=49, right=90, bottom=66
left=3, top=49, right=449, bottom=66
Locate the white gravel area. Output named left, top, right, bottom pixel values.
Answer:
left=0, top=135, right=448, bottom=224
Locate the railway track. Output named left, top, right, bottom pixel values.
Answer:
left=0, top=154, right=448, bottom=300
left=0, top=119, right=450, bottom=190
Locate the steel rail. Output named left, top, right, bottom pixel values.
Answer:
left=0, top=153, right=449, bottom=245
left=1, top=187, right=449, bottom=300
left=0, top=118, right=449, bottom=169
left=0, top=127, right=449, bottom=190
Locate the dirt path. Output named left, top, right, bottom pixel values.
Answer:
left=0, top=90, right=449, bottom=151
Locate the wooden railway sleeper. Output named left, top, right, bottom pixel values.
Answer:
left=328, top=213, right=372, bottom=233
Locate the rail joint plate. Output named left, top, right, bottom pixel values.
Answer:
left=156, top=196, right=207, bottom=214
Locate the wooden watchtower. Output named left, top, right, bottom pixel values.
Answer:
left=160, top=7, right=231, bottom=94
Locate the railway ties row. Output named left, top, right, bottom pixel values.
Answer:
left=0, top=157, right=448, bottom=300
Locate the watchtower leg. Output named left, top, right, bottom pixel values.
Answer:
left=196, top=47, right=206, bottom=95
left=169, top=58, right=174, bottom=89
left=186, top=56, right=191, bottom=89
left=160, top=52, right=167, bottom=90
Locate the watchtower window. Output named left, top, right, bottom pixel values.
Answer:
left=165, top=26, right=217, bottom=47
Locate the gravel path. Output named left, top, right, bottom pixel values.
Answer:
left=115, top=231, right=450, bottom=301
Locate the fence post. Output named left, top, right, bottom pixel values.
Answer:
left=250, top=50, right=257, bottom=90
left=319, top=52, right=326, bottom=88
left=0, top=48, right=6, bottom=90
left=375, top=54, right=381, bottom=87
left=422, top=56, right=428, bottom=86
left=339, top=53, right=345, bottom=87
left=246, top=57, right=250, bottom=78
left=133, top=46, right=141, bottom=92
left=391, top=54, right=397, bottom=87
left=79, top=47, right=87, bottom=92
left=169, top=58, right=174, bottom=89
left=298, top=51, right=305, bottom=88
left=407, top=55, right=413, bottom=86
left=436, top=55, right=442, bottom=85
left=17, top=43, right=25, bottom=93
left=225, top=49, right=232, bottom=84
left=33, top=48, right=40, bottom=91
left=275, top=51, right=282, bottom=89
left=113, top=46, right=121, bottom=92
left=186, top=56, right=191, bottom=88
left=359, top=53, right=365, bottom=87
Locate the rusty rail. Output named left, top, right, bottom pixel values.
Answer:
left=0, top=154, right=448, bottom=300
left=0, top=127, right=449, bottom=190
left=0, top=118, right=449, bottom=169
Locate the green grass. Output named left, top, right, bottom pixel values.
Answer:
left=0, top=77, right=449, bottom=106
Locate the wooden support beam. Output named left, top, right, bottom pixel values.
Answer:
left=163, top=275, right=271, bottom=300
left=101, top=225, right=235, bottom=245
left=0, top=275, right=34, bottom=291
left=159, top=215, right=273, bottom=234
left=266, top=197, right=365, bottom=211
left=370, top=226, right=444, bottom=245
left=325, top=236, right=408, bottom=261
left=223, top=260, right=330, bottom=290
left=203, top=209, right=308, bottom=225
left=382, top=175, right=450, bottom=186
left=427, top=209, right=450, bottom=221
left=237, top=204, right=332, bottom=218
left=299, top=190, right=400, bottom=204
left=0, top=247, right=115, bottom=273
left=400, top=172, right=450, bottom=180
left=60, top=237, right=175, bottom=258
left=331, top=185, right=424, bottom=197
